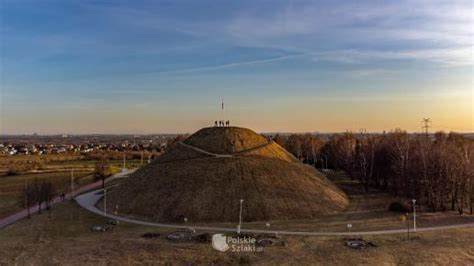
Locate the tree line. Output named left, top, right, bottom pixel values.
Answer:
left=272, top=131, right=474, bottom=214
left=20, top=179, right=56, bottom=218
left=19, top=156, right=115, bottom=218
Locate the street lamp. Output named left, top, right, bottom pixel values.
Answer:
left=237, top=199, right=244, bottom=234
left=104, top=188, right=107, bottom=218
left=322, top=154, right=328, bottom=169
left=405, top=212, right=410, bottom=240
left=122, top=154, right=126, bottom=172
left=70, top=169, right=75, bottom=198
left=412, top=199, right=417, bottom=232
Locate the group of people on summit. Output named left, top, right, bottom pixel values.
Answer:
left=215, top=120, right=230, bottom=127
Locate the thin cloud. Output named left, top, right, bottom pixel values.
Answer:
left=142, top=53, right=308, bottom=76
left=224, top=1, right=473, bottom=55
left=313, top=47, right=474, bottom=66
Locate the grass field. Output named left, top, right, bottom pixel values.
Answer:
left=0, top=170, right=94, bottom=218
left=0, top=201, right=473, bottom=265
left=101, top=171, right=474, bottom=233
left=0, top=154, right=143, bottom=174
left=229, top=172, right=474, bottom=232
left=1, top=157, right=474, bottom=264
left=0, top=154, right=143, bottom=218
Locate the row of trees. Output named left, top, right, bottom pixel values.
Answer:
left=273, top=133, right=324, bottom=166
left=19, top=157, right=115, bottom=219
left=20, top=180, right=56, bottom=218
left=274, top=131, right=474, bottom=214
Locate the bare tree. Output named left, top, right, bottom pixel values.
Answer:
left=41, top=181, right=56, bottom=213
left=95, top=157, right=113, bottom=188
left=19, top=181, right=37, bottom=219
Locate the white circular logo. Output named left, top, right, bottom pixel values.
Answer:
left=212, top=234, right=229, bottom=252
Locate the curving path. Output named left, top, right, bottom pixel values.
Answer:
left=178, top=142, right=234, bottom=158
left=178, top=140, right=274, bottom=158
left=0, top=170, right=133, bottom=230
left=76, top=188, right=474, bottom=236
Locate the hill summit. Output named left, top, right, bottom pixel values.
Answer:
left=108, top=126, right=348, bottom=223
left=184, top=127, right=270, bottom=154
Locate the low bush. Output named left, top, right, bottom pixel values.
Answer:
left=6, top=169, right=19, bottom=176
left=388, top=201, right=410, bottom=213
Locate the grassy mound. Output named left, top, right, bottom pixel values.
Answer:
left=239, top=141, right=298, bottom=163
left=108, top=127, right=348, bottom=222
left=184, top=127, right=269, bottom=154
left=156, top=142, right=212, bottom=163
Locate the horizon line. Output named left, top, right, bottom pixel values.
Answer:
left=2, top=130, right=473, bottom=137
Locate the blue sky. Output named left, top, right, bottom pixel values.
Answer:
left=1, top=0, right=473, bottom=134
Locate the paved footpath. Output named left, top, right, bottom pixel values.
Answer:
left=76, top=187, right=474, bottom=236
left=178, top=141, right=274, bottom=158
left=0, top=170, right=132, bottom=230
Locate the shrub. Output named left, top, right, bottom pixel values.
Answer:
left=6, top=169, right=19, bottom=176
left=388, top=201, right=410, bottom=213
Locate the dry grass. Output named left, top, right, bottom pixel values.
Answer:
left=0, top=154, right=135, bottom=218
left=156, top=142, right=213, bottom=162
left=108, top=127, right=348, bottom=222
left=0, top=171, right=95, bottom=218
left=0, top=155, right=142, bottom=175
left=162, top=171, right=474, bottom=233
left=1, top=168, right=473, bottom=265
left=0, top=201, right=473, bottom=265
left=109, top=156, right=348, bottom=223
left=184, top=127, right=270, bottom=154
left=0, top=202, right=245, bottom=265
left=240, top=142, right=298, bottom=163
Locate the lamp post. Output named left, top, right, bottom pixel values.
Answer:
left=405, top=212, right=410, bottom=240
left=122, top=154, right=126, bottom=172
left=70, top=169, right=75, bottom=198
left=322, top=154, right=328, bottom=169
left=104, top=188, right=107, bottom=218
left=412, top=199, right=417, bottom=232
left=237, top=199, right=244, bottom=234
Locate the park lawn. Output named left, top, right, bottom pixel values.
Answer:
left=0, top=201, right=473, bottom=265
left=100, top=171, right=474, bottom=234
left=0, top=154, right=143, bottom=176
left=0, top=170, right=94, bottom=218
left=1, top=164, right=473, bottom=264
left=0, top=154, right=142, bottom=218
left=230, top=172, right=474, bottom=233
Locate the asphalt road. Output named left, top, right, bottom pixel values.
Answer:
left=76, top=187, right=474, bottom=236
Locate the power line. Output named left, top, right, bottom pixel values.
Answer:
left=421, top=118, right=431, bottom=136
